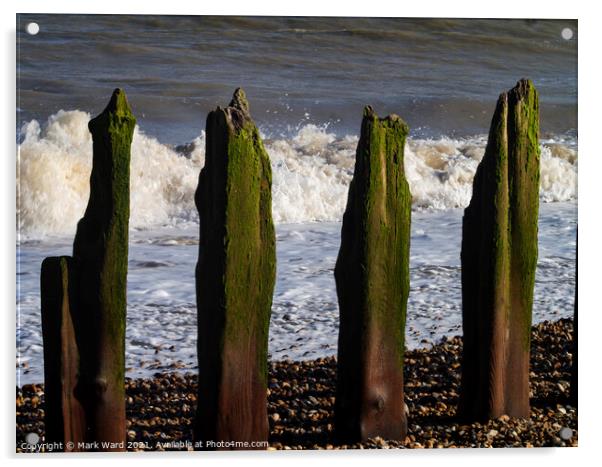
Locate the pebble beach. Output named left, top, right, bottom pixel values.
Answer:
left=16, top=318, right=577, bottom=451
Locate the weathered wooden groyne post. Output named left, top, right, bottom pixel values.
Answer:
left=40, top=88, right=135, bottom=451
left=71, top=88, right=135, bottom=449
left=334, top=106, right=411, bottom=443
left=459, top=79, right=540, bottom=421
left=194, top=88, right=276, bottom=449
left=40, top=256, right=84, bottom=449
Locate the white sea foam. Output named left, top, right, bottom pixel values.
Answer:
left=16, top=204, right=576, bottom=384
left=18, top=110, right=201, bottom=239
left=17, top=110, right=578, bottom=238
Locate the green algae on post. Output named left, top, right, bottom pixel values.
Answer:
left=460, top=79, right=540, bottom=421
left=74, top=88, right=135, bottom=450
left=334, top=106, right=411, bottom=443
left=194, top=88, right=276, bottom=449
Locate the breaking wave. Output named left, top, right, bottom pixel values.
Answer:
left=17, top=110, right=577, bottom=239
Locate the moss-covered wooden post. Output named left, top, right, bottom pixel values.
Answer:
left=334, top=106, right=411, bottom=443
left=459, top=79, right=540, bottom=421
left=194, top=88, right=276, bottom=449
left=72, top=88, right=134, bottom=449
left=40, top=256, right=85, bottom=450
left=39, top=88, right=134, bottom=451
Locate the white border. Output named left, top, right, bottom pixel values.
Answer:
left=3, top=1, right=599, bottom=466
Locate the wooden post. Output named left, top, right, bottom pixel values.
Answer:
left=40, top=256, right=84, bottom=450
left=71, top=88, right=135, bottom=449
left=194, top=89, right=276, bottom=449
left=334, top=106, right=411, bottom=442
left=459, top=79, right=540, bottom=421
left=40, top=88, right=135, bottom=451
